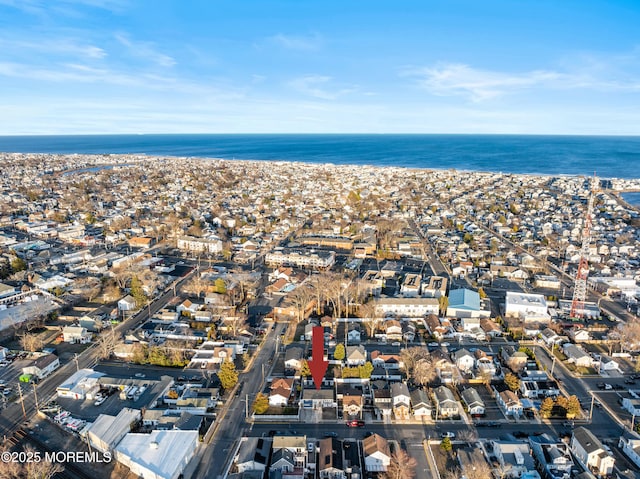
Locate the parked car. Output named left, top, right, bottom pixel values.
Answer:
left=346, top=420, right=365, bottom=427
left=441, top=432, right=456, bottom=439
left=324, top=432, right=338, bottom=437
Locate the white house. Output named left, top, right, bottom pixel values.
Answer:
left=269, top=388, right=290, bottom=407
left=347, top=328, right=361, bottom=344
left=117, top=295, right=137, bottom=312
left=562, top=344, right=593, bottom=368
left=22, top=354, right=60, bottom=380
left=619, top=433, right=640, bottom=470
left=622, top=398, right=640, bottom=417
left=452, top=349, right=475, bottom=372
left=491, top=440, right=536, bottom=478
left=495, top=389, right=522, bottom=417
left=461, top=388, right=485, bottom=416
left=284, top=347, right=304, bottom=370
left=433, top=385, right=459, bottom=418
left=62, top=325, right=92, bottom=344
left=410, top=389, right=432, bottom=418
left=600, top=355, right=621, bottom=373
left=363, top=433, right=391, bottom=472
left=345, top=345, right=367, bottom=366
left=235, top=436, right=270, bottom=474
left=571, top=427, right=615, bottom=476
left=391, top=382, right=411, bottom=420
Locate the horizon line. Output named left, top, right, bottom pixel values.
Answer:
left=1, top=132, right=640, bottom=138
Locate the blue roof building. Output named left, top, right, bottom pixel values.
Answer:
left=446, top=288, right=490, bottom=319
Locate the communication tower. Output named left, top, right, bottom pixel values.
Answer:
left=570, top=175, right=598, bottom=318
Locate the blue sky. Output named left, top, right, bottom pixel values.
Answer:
left=1, top=0, right=639, bottom=134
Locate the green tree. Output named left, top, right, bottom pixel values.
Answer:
left=252, top=392, right=269, bottom=414
left=147, top=346, right=170, bottom=366
left=333, top=343, right=346, bottom=361
left=566, top=395, right=581, bottom=418
left=478, top=287, right=487, bottom=299
left=130, top=275, right=147, bottom=307
left=215, top=278, right=227, bottom=294
left=555, top=395, right=568, bottom=416
left=85, top=212, right=97, bottom=224
left=300, top=359, right=311, bottom=377
left=440, top=436, right=453, bottom=452
left=504, top=372, right=521, bottom=392
left=10, top=256, right=27, bottom=273
left=218, top=359, right=238, bottom=390
left=539, top=397, right=554, bottom=418
left=358, top=361, right=374, bottom=379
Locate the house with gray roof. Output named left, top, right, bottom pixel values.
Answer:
left=571, top=426, right=615, bottom=476
left=461, top=387, right=485, bottom=416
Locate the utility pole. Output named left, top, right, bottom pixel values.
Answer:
left=245, top=394, right=249, bottom=419
left=74, top=353, right=79, bottom=372
left=33, top=383, right=39, bottom=412
left=17, top=383, right=26, bottom=419
left=589, top=394, right=595, bottom=422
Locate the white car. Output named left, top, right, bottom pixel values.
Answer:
left=604, top=383, right=613, bottom=390
left=391, top=342, right=401, bottom=347
left=441, top=431, right=456, bottom=439
left=94, top=396, right=107, bottom=406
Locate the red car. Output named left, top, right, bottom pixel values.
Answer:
left=346, top=420, right=365, bottom=427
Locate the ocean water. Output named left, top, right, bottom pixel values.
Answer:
left=0, top=134, right=639, bottom=179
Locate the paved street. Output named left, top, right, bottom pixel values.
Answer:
left=193, top=322, right=285, bottom=479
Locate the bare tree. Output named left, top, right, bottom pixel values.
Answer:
left=20, top=332, right=44, bottom=352
left=183, top=274, right=209, bottom=297
left=380, top=449, right=417, bottom=479
left=95, top=327, right=119, bottom=360
left=358, top=301, right=381, bottom=338
left=221, top=311, right=247, bottom=338
left=0, top=445, right=64, bottom=479
left=112, top=267, right=132, bottom=290
left=400, top=346, right=430, bottom=376
left=413, top=358, right=437, bottom=386
left=463, top=458, right=492, bottom=479
left=288, top=285, right=314, bottom=323
left=619, top=318, right=640, bottom=353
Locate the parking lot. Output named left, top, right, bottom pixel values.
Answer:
left=53, top=373, right=172, bottom=422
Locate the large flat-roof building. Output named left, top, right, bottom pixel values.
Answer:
left=505, top=292, right=550, bottom=322
left=114, top=430, right=198, bottom=479
left=265, top=248, right=335, bottom=269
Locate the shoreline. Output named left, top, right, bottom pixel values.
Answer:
left=4, top=151, right=637, bottom=183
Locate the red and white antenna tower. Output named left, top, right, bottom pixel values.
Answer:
left=570, top=175, right=598, bottom=318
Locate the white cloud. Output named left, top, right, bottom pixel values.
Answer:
left=268, top=32, right=323, bottom=51
left=406, top=61, right=640, bottom=102
left=406, top=63, right=563, bottom=101
left=115, top=32, right=176, bottom=67
left=288, top=75, right=356, bottom=100
left=0, top=37, right=107, bottom=60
